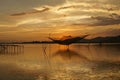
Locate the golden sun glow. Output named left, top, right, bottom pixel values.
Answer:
left=0, top=0, right=120, bottom=41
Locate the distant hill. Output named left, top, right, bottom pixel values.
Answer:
left=1, top=35, right=120, bottom=44
left=80, top=35, right=120, bottom=43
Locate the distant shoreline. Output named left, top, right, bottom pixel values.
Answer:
left=1, top=42, right=120, bottom=46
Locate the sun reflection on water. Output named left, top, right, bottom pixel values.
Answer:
left=0, top=44, right=120, bottom=80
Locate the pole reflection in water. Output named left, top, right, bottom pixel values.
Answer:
left=52, top=49, right=90, bottom=62
left=0, top=44, right=24, bottom=55
left=0, top=44, right=120, bottom=80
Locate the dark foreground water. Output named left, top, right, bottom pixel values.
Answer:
left=0, top=44, right=120, bottom=80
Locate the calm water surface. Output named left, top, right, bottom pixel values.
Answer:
left=0, top=44, right=120, bottom=80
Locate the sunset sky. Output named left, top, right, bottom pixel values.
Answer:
left=0, top=0, right=120, bottom=41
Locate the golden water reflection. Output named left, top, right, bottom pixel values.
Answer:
left=0, top=44, right=120, bottom=80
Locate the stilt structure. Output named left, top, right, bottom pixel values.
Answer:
left=0, top=44, right=24, bottom=55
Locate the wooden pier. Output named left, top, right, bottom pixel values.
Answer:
left=0, top=44, right=24, bottom=55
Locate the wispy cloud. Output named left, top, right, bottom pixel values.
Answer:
left=9, top=0, right=120, bottom=27
left=91, top=13, right=120, bottom=26
left=1, top=0, right=120, bottom=41
left=10, top=7, right=50, bottom=16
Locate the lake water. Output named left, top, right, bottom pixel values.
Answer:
left=0, top=44, right=120, bottom=80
